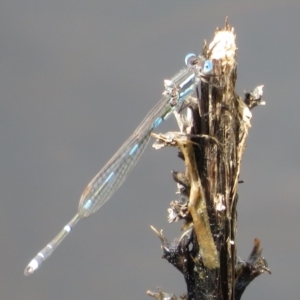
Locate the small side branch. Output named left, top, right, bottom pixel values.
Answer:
left=235, top=239, right=271, bottom=300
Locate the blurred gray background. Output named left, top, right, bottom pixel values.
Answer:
left=1, top=1, right=299, bottom=299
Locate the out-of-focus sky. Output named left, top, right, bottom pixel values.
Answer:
left=1, top=1, right=299, bottom=299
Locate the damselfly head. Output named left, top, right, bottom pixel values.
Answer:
left=185, top=53, right=213, bottom=77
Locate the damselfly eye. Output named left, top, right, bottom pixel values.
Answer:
left=202, top=60, right=213, bottom=75
left=185, top=53, right=197, bottom=67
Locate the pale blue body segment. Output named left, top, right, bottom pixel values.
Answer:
left=24, top=54, right=213, bottom=276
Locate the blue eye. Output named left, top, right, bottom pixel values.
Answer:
left=203, top=60, right=213, bottom=74
left=185, top=53, right=197, bottom=67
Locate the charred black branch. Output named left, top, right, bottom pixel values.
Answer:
left=148, top=21, right=270, bottom=300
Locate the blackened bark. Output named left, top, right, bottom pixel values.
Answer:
left=148, top=21, right=270, bottom=300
